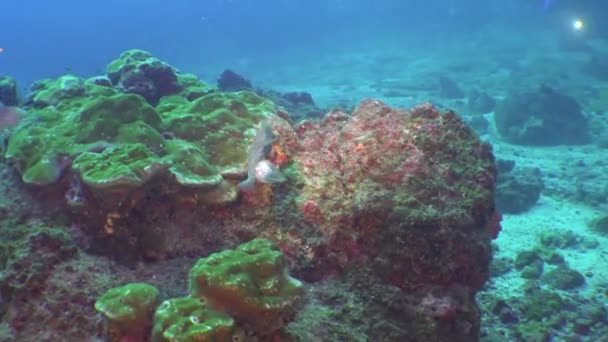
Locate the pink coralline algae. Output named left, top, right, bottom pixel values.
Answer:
left=265, top=100, right=496, bottom=288
left=419, top=292, right=459, bottom=320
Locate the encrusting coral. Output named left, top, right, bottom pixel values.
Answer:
left=95, top=239, right=302, bottom=341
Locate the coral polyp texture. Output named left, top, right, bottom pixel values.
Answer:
left=189, top=238, right=303, bottom=336
left=94, top=282, right=160, bottom=342
left=1, top=50, right=498, bottom=341
left=151, top=297, right=235, bottom=342
left=93, top=239, right=300, bottom=341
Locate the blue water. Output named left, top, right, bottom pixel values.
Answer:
left=1, top=0, right=578, bottom=94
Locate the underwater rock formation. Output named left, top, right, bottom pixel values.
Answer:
left=495, top=159, right=544, bottom=214
left=585, top=53, right=608, bottom=80
left=0, top=75, right=18, bottom=106
left=495, top=85, right=591, bottom=145
left=438, top=75, right=465, bottom=98
left=259, top=89, right=324, bottom=121
left=217, top=69, right=324, bottom=121
left=217, top=69, right=253, bottom=92
left=467, top=89, right=496, bottom=114
left=1, top=50, right=499, bottom=341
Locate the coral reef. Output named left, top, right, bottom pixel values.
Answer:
left=0, top=50, right=498, bottom=341
left=5, top=67, right=281, bottom=259
left=278, top=101, right=496, bottom=290
left=215, top=68, right=324, bottom=122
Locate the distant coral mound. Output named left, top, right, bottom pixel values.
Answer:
left=495, top=85, right=591, bottom=145
left=217, top=69, right=253, bottom=92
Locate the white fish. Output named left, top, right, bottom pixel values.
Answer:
left=238, top=120, right=286, bottom=192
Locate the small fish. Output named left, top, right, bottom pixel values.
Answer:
left=255, top=159, right=286, bottom=183
left=238, top=120, right=286, bottom=192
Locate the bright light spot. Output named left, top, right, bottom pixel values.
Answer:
left=572, top=19, right=584, bottom=31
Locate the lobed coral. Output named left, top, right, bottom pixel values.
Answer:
left=94, top=239, right=302, bottom=341
left=151, top=297, right=235, bottom=342
left=189, top=238, right=303, bottom=336
left=95, top=282, right=160, bottom=342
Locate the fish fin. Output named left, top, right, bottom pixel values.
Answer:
left=238, top=178, right=256, bottom=192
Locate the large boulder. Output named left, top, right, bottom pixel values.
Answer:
left=495, top=85, right=591, bottom=145
left=495, top=160, right=544, bottom=214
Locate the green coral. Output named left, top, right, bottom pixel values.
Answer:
left=163, top=139, right=222, bottom=188
left=152, top=297, right=234, bottom=342
left=6, top=71, right=276, bottom=196
left=72, top=144, right=163, bottom=191
left=95, top=282, right=160, bottom=342
left=106, top=49, right=153, bottom=78
left=160, top=91, right=276, bottom=169
left=95, top=240, right=303, bottom=341
left=189, top=238, right=303, bottom=335
left=177, top=73, right=213, bottom=101
left=5, top=91, right=158, bottom=185
left=75, top=93, right=161, bottom=142
left=28, top=75, right=86, bottom=107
